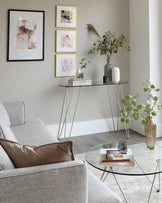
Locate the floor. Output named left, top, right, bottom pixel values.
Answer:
left=65, top=129, right=162, bottom=154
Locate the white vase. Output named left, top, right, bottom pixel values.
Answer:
left=112, top=67, right=120, bottom=83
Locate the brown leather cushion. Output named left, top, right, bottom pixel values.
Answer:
left=0, top=139, right=74, bottom=168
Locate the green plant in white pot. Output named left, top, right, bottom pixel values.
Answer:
left=78, top=58, right=90, bottom=78
left=120, top=80, right=162, bottom=149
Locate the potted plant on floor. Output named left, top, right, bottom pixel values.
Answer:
left=120, top=80, right=162, bottom=149
left=87, top=24, right=130, bottom=83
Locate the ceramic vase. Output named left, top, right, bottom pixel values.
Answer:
left=145, top=117, right=156, bottom=149
left=103, top=58, right=113, bottom=83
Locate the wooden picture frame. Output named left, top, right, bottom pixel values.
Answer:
left=7, top=9, right=45, bottom=61
left=56, top=5, right=77, bottom=28
left=55, top=54, right=77, bottom=77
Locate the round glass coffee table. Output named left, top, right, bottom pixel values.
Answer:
left=85, top=142, right=162, bottom=203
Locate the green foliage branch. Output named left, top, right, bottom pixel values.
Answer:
left=120, top=80, right=162, bottom=125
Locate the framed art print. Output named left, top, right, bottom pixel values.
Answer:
left=56, top=30, right=77, bottom=52
left=55, top=54, right=76, bottom=77
left=7, top=9, right=45, bottom=61
left=56, top=5, right=77, bottom=28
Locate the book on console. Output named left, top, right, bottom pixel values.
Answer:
left=100, top=148, right=135, bottom=166
left=68, top=78, right=92, bottom=86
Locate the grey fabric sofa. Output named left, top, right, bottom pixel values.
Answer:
left=0, top=101, right=122, bottom=203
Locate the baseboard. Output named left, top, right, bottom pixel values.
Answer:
left=47, top=117, right=124, bottom=137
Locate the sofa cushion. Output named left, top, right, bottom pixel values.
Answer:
left=12, top=119, right=58, bottom=145
left=0, top=102, right=11, bottom=126
left=0, top=139, right=74, bottom=168
left=3, top=101, right=25, bottom=127
left=0, top=122, right=17, bottom=142
left=88, top=171, right=122, bottom=203
left=0, top=145, right=15, bottom=170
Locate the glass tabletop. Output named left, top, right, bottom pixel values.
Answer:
left=58, top=81, right=128, bottom=88
left=85, top=142, right=162, bottom=176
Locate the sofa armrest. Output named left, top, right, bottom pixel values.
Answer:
left=3, top=101, right=25, bottom=127
left=0, top=160, right=88, bottom=203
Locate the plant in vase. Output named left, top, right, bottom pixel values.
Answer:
left=120, top=80, right=162, bottom=149
left=87, top=24, right=130, bottom=83
left=78, top=58, right=90, bottom=78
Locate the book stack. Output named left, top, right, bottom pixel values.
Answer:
left=68, top=78, right=92, bottom=86
left=100, top=148, right=135, bottom=166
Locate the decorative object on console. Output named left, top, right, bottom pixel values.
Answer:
left=78, top=58, right=90, bottom=78
left=7, top=9, right=45, bottom=61
left=87, top=24, right=130, bottom=83
left=120, top=80, right=162, bottom=149
left=112, top=67, right=120, bottom=83
left=55, top=54, right=76, bottom=77
left=56, top=30, right=77, bottom=52
left=56, top=5, right=77, bottom=28
left=68, top=77, right=92, bottom=86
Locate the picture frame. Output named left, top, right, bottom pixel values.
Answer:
left=56, top=5, right=77, bottom=28
left=7, top=9, right=45, bottom=62
left=55, top=54, right=77, bottom=77
left=56, top=30, right=77, bottom=53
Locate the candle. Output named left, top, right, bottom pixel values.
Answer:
left=112, top=67, right=120, bottom=83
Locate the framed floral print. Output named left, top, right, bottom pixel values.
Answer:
left=56, top=30, right=77, bottom=52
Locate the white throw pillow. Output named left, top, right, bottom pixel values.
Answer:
left=0, top=122, right=17, bottom=142
left=0, top=102, right=11, bottom=126
left=0, top=145, right=15, bottom=170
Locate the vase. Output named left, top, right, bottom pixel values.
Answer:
left=103, top=58, right=113, bottom=83
left=112, top=67, right=120, bottom=83
left=78, top=68, right=84, bottom=78
left=145, top=117, right=156, bottom=150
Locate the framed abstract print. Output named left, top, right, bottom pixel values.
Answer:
left=7, top=9, right=45, bottom=61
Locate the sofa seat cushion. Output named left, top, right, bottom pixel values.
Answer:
left=88, top=171, right=122, bottom=203
left=11, top=119, right=58, bottom=145
left=0, top=139, right=74, bottom=168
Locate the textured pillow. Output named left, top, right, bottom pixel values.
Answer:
left=0, top=122, right=17, bottom=142
left=0, top=102, right=11, bottom=126
left=0, top=145, right=15, bottom=170
left=0, top=139, right=74, bottom=168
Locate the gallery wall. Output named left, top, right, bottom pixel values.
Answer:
left=0, top=0, right=129, bottom=131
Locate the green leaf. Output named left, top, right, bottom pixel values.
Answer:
left=121, top=99, right=125, bottom=103
left=125, top=119, right=129, bottom=124
left=151, top=84, right=155, bottom=89
left=137, top=104, right=143, bottom=109
left=153, top=96, right=158, bottom=101
left=120, top=118, right=125, bottom=123
left=156, top=88, right=160, bottom=92
left=141, top=120, right=146, bottom=125
left=151, top=111, right=157, bottom=116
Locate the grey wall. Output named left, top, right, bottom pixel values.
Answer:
left=0, top=0, right=129, bottom=125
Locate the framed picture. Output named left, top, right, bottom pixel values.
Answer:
left=7, top=9, right=45, bottom=61
left=55, top=54, right=77, bottom=77
left=56, top=5, right=77, bottom=28
left=56, top=30, right=77, bottom=53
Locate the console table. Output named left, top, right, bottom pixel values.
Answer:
left=57, top=81, right=128, bottom=139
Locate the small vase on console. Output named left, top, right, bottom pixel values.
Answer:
left=103, top=58, right=113, bottom=83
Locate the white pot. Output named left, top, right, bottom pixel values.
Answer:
left=112, top=67, right=120, bottom=83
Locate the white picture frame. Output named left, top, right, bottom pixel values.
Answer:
left=56, top=30, right=77, bottom=53
left=7, top=9, right=45, bottom=61
left=56, top=5, right=77, bottom=28
left=55, top=54, right=77, bottom=77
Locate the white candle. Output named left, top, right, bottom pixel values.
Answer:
left=112, top=67, right=120, bottom=83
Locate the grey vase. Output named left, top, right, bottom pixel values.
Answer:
left=103, top=58, right=113, bottom=83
